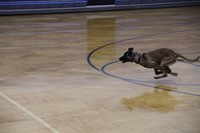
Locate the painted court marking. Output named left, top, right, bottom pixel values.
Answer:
left=0, top=91, right=61, bottom=133
left=87, top=29, right=200, bottom=71
left=87, top=29, right=200, bottom=97
left=100, top=60, right=200, bottom=97
left=101, top=60, right=200, bottom=86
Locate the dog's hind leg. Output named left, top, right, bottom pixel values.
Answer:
left=154, top=69, right=163, bottom=75
left=154, top=56, right=176, bottom=79
left=166, top=66, right=178, bottom=76
left=154, top=67, right=168, bottom=79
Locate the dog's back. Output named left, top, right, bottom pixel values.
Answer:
left=144, top=48, right=177, bottom=64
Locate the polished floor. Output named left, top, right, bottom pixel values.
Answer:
left=0, top=7, right=200, bottom=133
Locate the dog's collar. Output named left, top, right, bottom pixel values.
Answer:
left=130, top=52, right=141, bottom=64
left=134, top=52, right=141, bottom=64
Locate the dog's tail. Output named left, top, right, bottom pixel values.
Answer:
left=176, top=53, right=200, bottom=62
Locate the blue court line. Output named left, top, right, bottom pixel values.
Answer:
left=86, top=29, right=200, bottom=97
left=87, top=29, right=200, bottom=71
left=100, top=60, right=200, bottom=97
left=105, top=61, right=200, bottom=86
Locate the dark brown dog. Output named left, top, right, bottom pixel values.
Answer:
left=119, top=48, right=200, bottom=79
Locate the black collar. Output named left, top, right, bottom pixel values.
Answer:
left=131, top=52, right=141, bottom=64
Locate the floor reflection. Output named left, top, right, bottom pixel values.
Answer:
left=87, top=17, right=116, bottom=65
left=121, top=85, right=179, bottom=113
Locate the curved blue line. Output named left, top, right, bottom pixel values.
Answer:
left=86, top=29, right=200, bottom=97
left=101, top=60, right=200, bottom=86
left=101, top=60, right=200, bottom=97
left=87, top=29, right=200, bottom=71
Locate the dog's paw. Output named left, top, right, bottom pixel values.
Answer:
left=169, top=72, right=178, bottom=76
left=154, top=76, right=160, bottom=79
left=154, top=74, right=167, bottom=79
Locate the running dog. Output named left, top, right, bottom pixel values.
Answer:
left=119, top=48, right=200, bottom=79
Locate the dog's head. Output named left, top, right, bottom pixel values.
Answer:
left=119, top=47, right=136, bottom=63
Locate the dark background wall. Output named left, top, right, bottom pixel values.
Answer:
left=87, top=0, right=115, bottom=6
left=0, top=0, right=200, bottom=15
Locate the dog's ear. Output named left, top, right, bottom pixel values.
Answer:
left=128, top=47, right=134, bottom=51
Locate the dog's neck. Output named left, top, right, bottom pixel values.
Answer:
left=131, top=52, right=141, bottom=64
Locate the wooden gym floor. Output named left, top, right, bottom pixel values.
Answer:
left=0, top=6, right=200, bottom=133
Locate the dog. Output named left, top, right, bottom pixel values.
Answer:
left=119, top=48, right=200, bottom=79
